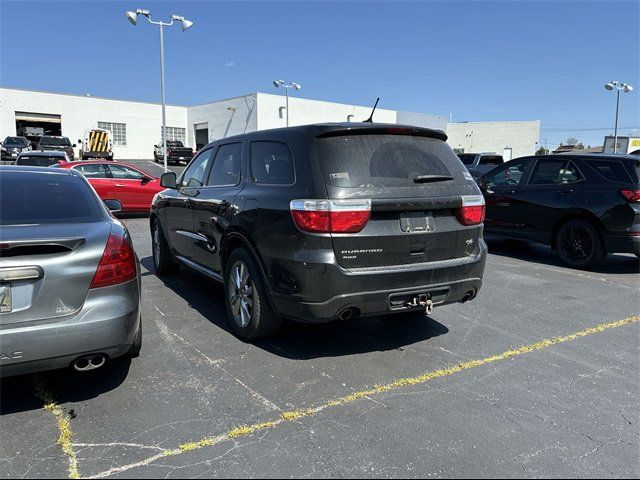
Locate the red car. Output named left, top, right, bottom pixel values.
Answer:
left=59, top=161, right=165, bottom=213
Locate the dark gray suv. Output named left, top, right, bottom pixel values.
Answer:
left=151, top=123, right=488, bottom=340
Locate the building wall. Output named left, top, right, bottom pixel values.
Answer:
left=256, top=93, right=397, bottom=129
left=396, top=111, right=448, bottom=131
left=0, top=87, right=187, bottom=159
left=186, top=94, right=258, bottom=147
left=446, top=121, right=541, bottom=159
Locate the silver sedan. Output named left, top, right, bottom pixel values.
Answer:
left=0, top=166, right=141, bottom=377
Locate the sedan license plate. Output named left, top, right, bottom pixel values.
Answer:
left=0, top=284, right=11, bottom=313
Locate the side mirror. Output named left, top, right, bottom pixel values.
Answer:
left=72, top=144, right=77, bottom=147
left=104, top=199, right=123, bottom=213
left=160, top=172, right=177, bottom=189
left=78, top=139, right=82, bottom=144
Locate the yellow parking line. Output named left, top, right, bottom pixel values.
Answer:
left=87, top=315, right=639, bottom=479
left=33, top=378, right=80, bottom=479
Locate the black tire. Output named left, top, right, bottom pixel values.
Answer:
left=555, top=219, right=606, bottom=269
left=128, top=320, right=142, bottom=358
left=224, top=248, right=280, bottom=340
left=154, top=154, right=159, bottom=163
left=151, top=219, right=178, bottom=275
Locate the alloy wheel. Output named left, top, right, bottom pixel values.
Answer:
left=228, top=261, right=254, bottom=328
left=560, top=226, right=593, bottom=261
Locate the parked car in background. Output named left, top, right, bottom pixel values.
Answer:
left=477, top=154, right=640, bottom=268
left=153, top=140, right=194, bottom=164
left=151, top=123, right=487, bottom=340
left=58, top=161, right=164, bottom=213
left=0, top=166, right=142, bottom=377
left=1, top=136, right=31, bottom=163
left=15, top=150, right=70, bottom=167
left=79, top=128, right=114, bottom=160
left=457, top=152, right=504, bottom=179
left=36, top=135, right=76, bottom=160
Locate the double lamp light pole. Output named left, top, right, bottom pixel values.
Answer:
left=604, top=81, right=633, bottom=154
left=125, top=9, right=194, bottom=172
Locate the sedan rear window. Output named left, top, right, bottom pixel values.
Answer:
left=0, top=173, right=103, bottom=225
left=317, top=135, right=454, bottom=188
left=38, top=136, right=71, bottom=146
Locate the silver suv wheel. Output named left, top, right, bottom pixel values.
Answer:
left=228, top=260, right=254, bottom=327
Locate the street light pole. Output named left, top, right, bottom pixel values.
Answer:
left=159, top=22, right=168, bottom=172
left=604, top=81, right=634, bottom=154
left=126, top=9, right=194, bottom=171
left=273, top=80, right=301, bottom=127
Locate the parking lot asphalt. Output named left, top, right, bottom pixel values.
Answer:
left=1, top=160, right=639, bottom=479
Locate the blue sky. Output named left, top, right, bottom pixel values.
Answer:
left=1, top=0, right=638, bottom=147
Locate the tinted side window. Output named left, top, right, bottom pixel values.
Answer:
left=181, top=148, right=214, bottom=188
left=208, top=143, right=241, bottom=186
left=73, top=164, right=110, bottom=179
left=251, top=141, right=295, bottom=184
left=530, top=160, right=582, bottom=185
left=588, top=160, right=633, bottom=183
left=485, top=160, right=529, bottom=187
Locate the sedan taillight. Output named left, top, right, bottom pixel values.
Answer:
left=620, top=189, right=640, bottom=203
left=456, top=195, right=486, bottom=226
left=90, top=231, right=137, bottom=289
left=290, top=199, right=371, bottom=233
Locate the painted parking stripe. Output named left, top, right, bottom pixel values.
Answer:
left=84, top=315, right=639, bottom=479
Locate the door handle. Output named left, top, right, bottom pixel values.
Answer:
left=559, top=188, right=573, bottom=196
left=115, top=184, right=125, bottom=187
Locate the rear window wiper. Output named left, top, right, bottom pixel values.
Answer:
left=413, top=175, right=454, bottom=183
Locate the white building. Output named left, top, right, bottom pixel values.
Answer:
left=0, top=87, right=539, bottom=159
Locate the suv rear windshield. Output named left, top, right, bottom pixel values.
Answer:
left=0, top=173, right=103, bottom=225
left=317, top=134, right=455, bottom=188
left=38, top=136, right=71, bottom=147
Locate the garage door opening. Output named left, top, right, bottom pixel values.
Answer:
left=15, top=112, right=62, bottom=148
left=194, top=123, right=209, bottom=151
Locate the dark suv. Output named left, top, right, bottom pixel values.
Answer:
left=150, top=124, right=488, bottom=339
left=478, top=154, right=640, bottom=268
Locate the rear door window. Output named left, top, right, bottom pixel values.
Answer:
left=317, top=134, right=455, bottom=188
left=457, top=154, right=477, bottom=165
left=208, top=143, right=241, bottom=186
left=251, top=141, right=295, bottom=184
left=530, top=160, right=583, bottom=185
left=0, top=173, right=103, bottom=225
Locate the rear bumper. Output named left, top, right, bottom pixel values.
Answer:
left=271, top=240, right=488, bottom=323
left=0, top=280, right=140, bottom=377
left=604, top=233, right=640, bottom=255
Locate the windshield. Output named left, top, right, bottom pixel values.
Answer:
left=317, top=134, right=457, bottom=188
left=0, top=172, right=103, bottom=225
left=4, top=137, right=28, bottom=147
left=38, top=136, right=71, bottom=147
left=457, top=154, right=477, bottom=165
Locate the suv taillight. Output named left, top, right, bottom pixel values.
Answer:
left=620, top=189, right=640, bottom=203
left=290, top=199, right=371, bottom=233
left=456, top=195, right=486, bottom=226
left=90, top=231, right=137, bottom=289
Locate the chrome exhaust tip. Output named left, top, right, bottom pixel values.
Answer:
left=337, top=308, right=356, bottom=321
left=73, top=354, right=107, bottom=372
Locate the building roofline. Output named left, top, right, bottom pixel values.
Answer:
left=0, top=85, right=186, bottom=108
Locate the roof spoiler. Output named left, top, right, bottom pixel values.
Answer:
left=315, top=126, right=448, bottom=142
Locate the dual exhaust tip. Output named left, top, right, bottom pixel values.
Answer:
left=72, top=354, right=107, bottom=372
